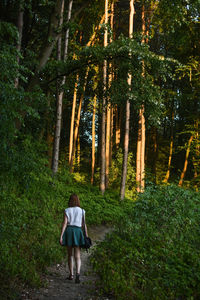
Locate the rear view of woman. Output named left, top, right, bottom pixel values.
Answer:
left=60, top=194, right=88, bottom=283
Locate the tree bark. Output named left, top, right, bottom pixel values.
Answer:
left=52, top=0, right=73, bottom=175
left=69, top=73, right=79, bottom=166
left=105, top=101, right=111, bottom=188
left=70, top=68, right=89, bottom=172
left=91, top=94, right=97, bottom=185
left=136, top=109, right=142, bottom=192
left=163, top=110, right=174, bottom=183
left=28, top=0, right=66, bottom=91
left=179, top=135, right=193, bottom=186
left=120, top=0, right=134, bottom=200
left=136, top=4, right=146, bottom=192
left=77, top=133, right=81, bottom=169
left=100, top=0, right=108, bottom=195
left=115, top=105, right=121, bottom=149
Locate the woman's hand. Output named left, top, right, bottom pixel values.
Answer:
left=59, top=237, right=63, bottom=245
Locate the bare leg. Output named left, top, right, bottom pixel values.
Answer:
left=67, top=246, right=74, bottom=277
left=74, top=246, right=81, bottom=274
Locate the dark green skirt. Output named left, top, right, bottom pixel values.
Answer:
left=62, top=226, right=85, bottom=247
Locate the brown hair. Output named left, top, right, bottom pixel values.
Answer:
left=68, top=194, right=80, bottom=207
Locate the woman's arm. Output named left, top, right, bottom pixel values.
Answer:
left=84, top=211, right=88, bottom=237
left=84, top=222, right=88, bottom=237
left=59, top=213, right=68, bottom=245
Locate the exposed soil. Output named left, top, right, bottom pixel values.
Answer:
left=21, top=225, right=113, bottom=300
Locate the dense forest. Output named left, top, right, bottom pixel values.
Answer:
left=1, top=0, right=200, bottom=299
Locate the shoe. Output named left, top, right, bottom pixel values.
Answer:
left=67, top=274, right=73, bottom=280
left=75, top=273, right=80, bottom=284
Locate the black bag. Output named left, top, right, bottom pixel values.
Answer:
left=82, top=236, right=92, bottom=250
left=82, top=209, right=92, bottom=251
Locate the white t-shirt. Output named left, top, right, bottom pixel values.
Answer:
left=65, top=207, right=85, bottom=227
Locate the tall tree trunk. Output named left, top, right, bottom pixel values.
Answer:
left=100, top=0, right=108, bottom=195
left=28, top=0, right=66, bottom=91
left=115, top=105, right=121, bottom=149
left=163, top=110, right=174, bottom=183
left=110, top=106, right=114, bottom=167
left=105, top=102, right=111, bottom=188
left=69, top=73, right=79, bottom=166
left=15, top=7, right=24, bottom=88
left=136, top=110, right=142, bottom=192
left=77, top=133, right=81, bottom=169
left=179, top=135, right=193, bottom=186
left=105, top=1, right=114, bottom=182
left=52, top=0, right=73, bottom=175
left=70, top=68, right=89, bottom=172
left=136, top=4, right=146, bottom=192
left=91, top=94, right=97, bottom=184
left=120, top=0, right=134, bottom=200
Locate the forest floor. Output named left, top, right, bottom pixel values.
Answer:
left=21, top=225, right=113, bottom=300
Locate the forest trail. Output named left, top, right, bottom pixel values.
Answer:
left=22, top=225, right=112, bottom=300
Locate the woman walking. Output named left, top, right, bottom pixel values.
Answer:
left=60, top=194, right=88, bottom=283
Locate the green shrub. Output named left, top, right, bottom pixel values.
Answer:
left=91, top=185, right=200, bottom=300
left=0, top=157, right=131, bottom=298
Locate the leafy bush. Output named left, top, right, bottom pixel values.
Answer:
left=91, top=185, right=200, bottom=299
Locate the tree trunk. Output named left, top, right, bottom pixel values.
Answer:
left=120, top=0, right=134, bottom=200
left=52, top=0, right=73, bottom=175
left=136, top=4, right=146, bottom=192
left=28, top=0, right=66, bottom=91
left=179, top=135, right=193, bottom=186
left=100, top=0, right=108, bottom=195
left=115, top=105, right=121, bottom=149
left=110, top=106, right=114, bottom=167
left=163, top=110, right=174, bottom=183
left=136, top=109, right=142, bottom=192
left=105, top=101, right=111, bottom=188
left=77, top=133, right=81, bottom=169
left=91, top=94, right=97, bottom=184
left=70, top=68, right=89, bottom=172
left=69, top=73, right=79, bottom=167
left=141, top=104, right=145, bottom=191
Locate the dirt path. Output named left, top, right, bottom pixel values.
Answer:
left=22, top=225, right=112, bottom=300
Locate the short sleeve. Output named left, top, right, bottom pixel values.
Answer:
left=65, top=208, right=69, bottom=218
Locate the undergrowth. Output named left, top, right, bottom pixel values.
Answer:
left=0, top=163, right=131, bottom=299
left=91, top=184, right=200, bottom=300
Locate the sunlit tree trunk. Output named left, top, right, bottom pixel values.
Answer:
left=100, top=0, right=108, bottom=195
left=110, top=106, right=114, bottom=167
left=52, top=0, right=73, bottom=174
left=15, top=6, right=24, bottom=88
left=136, top=4, right=146, bottom=192
left=136, top=110, right=142, bottom=192
left=91, top=94, right=97, bottom=184
left=106, top=102, right=111, bottom=188
left=115, top=105, right=121, bottom=149
left=109, top=1, right=114, bottom=167
left=120, top=0, right=134, bottom=200
left=163, top=109, right=174, bottom=183
left=70, top=68, right=89, bottom=172
left=77, top=133, right=80, bottom=169
left=193, top=120, right=199, bottom=186
left=69, top=73, right=79, bottom=166
left=179, top=135, right=193, bottom=186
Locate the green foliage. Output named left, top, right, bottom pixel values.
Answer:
left=108, top=149, right=137, bottom=198
left=92, top=185, right=200, bottom=299
left=0, top=155, right=132, bottom=298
